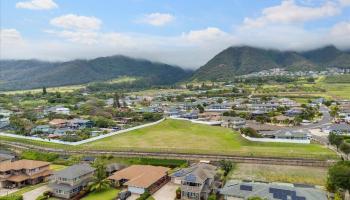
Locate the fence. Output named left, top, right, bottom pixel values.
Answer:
left=242, top=134, right=311, bottom=144
left=0, top=118, right=165, bottom=146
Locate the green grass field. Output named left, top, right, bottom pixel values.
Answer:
left=81, top=119, right=336, bottom=160
left=0, top=119, right=337, bottom=160
left=230, top=163, right=327, bottom=186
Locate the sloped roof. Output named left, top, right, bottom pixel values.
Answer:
left=0, top=160, right=50, bottom=172
left=220, top=180, right=327, bottom=200
left=108, top=165, right=170, bottom=188
left=53, top=163, right=95, bottom=179
left=171, top=163, right=217, bottom=184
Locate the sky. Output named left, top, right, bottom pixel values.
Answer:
left=1, top=0, right=350, bottom=68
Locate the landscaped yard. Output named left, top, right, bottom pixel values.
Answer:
left=81, top=119, right=337, bottom=160
left=230, top=163, right=328, bottom=186
left=81, top=188, right=120, bottom=200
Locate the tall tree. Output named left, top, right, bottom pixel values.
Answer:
left=113, top=93, right=121, bottom=108
left=340, top=143, right=350, bottom=159
left=90, top=161, right=110, bottom=192
left=328, top=132, right=344, bottom=150
left=327, top=161, right=350, bottom=196
left=42, top=86, right=47, bottom=95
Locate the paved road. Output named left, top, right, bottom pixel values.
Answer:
left=23, top=185, right=49, bottom=200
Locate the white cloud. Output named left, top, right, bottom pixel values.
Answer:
left=16, top=0, right=58, bottom=10
left=182, top=27, right=229, bottom=43
left=0, top=29, right=24, bottom=44
left=243, top=0, right=341, bottom=28
left=339, top=0, right=350, bottom=6
left=50, top=14, right=102, bottom=30
left=139, top=13, right=175, bottom=26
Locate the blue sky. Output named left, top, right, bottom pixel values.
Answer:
left=1, top=0, right=350, bottom=68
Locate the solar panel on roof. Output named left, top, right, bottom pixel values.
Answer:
left=184, top=174, right=196, bottom=182
left=269, top=187, right=306, bottom=200
left=240, top=185, right=253, bottom=191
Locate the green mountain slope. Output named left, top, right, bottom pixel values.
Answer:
left=193, top=45, right=350, bottom=81
left=0, top=56, right=192, bottom=91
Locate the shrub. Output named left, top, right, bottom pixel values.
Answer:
left=21, top=150, right=59, bottom=162
left=35, top=195, right=48, bottom=200
left=136, top=191, right=151, bottom=200
left=0, top=195, right=23, bottom=200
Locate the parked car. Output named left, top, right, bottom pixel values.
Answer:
left=117, top=191, right=131, bottom=200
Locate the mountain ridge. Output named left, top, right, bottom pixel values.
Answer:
left=192, top=45, right=350, bottom=81
left=0, top=55, right=193, bottom=91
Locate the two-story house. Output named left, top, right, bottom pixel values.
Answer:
left=221, top=117, right=246, bottom=130
left=0, top=159, right=51, bottom=188
left=171, top=162, right=217, bottom=200
left=49, top=163, right=95, bottom=199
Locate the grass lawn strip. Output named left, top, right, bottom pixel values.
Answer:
left=81, top=188, right=120, bottom=200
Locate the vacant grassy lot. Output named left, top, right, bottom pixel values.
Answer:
left=0, top=119, right=337, bottom=160
left=230, top=163, right=327, bottom=186
left=81, top=119, right=336, bottom=160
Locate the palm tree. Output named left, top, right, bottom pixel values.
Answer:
left=89, top=161, right=111, bottom=192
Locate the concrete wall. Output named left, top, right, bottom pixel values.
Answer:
left=0, top=118, right=165, bottom=146
left=242, top=135, right=310, bottom=144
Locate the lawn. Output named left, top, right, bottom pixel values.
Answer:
left=50, top=164, right=68, bottom=171
left=81, top=188, right=120, bottom=200
left=81, top=119, right=337, bottom=160
left=230, top=163, right=328, bottom=186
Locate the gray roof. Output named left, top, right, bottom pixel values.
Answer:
left=220, top=180, right=327, bottom=200
left=53, top=163, right=95, bottom=179
left=171, top=163, right=217, bottom=184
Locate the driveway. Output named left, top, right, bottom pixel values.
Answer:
left=127, top=193, right=140, bottom=200
left=152, top=183, right=178, bottom=200
left=23, top=185, right=49, bottom=200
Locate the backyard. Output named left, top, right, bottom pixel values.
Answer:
left=230, top=163, right=328, bottom=186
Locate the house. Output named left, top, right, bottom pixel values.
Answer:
left=279, top=98, right=298, bottom=107
left=248, top=103, right=278, bottom=112
left=108, top=165, right=170, bottom=194
left=206, top=104, right=232, bottom=112
left=45, top=106, right=70, bottom=115
left=221, top=117, right=246, bottom=130
left=285, top=108, right=303, bottom=117
left=0, top=160, right=51, bottom=188
left=31, top=125, right=55, bottom=135
left=49, top=163, right=95, bottom=199
left=322, top=123, right=350, bottom=135
left=180, top=111, right=199, bottom=119
left=49, top=119, right=68, bottom=128
left=68, top=118, right=93, bottom=129
left=220, top=180, right=327, bottom=200
left=170, top=162, right=217, bottom=200
left=0, top=151, right=15, bottom=163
